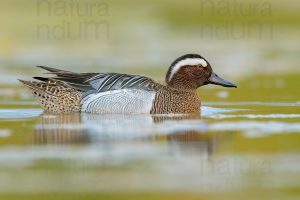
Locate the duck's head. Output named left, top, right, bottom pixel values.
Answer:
left=165, top=54, right=237, bottom=90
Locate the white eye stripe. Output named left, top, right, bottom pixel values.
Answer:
left=168, top=58, right=208, bottom=81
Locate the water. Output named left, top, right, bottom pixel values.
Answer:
left=0, top=100, right=299, bottom=199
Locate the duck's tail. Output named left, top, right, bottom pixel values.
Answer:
left=19, top=79, right=82, bottom=113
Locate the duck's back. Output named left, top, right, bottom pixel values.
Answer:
left=20, top=66, right=162, bottom=114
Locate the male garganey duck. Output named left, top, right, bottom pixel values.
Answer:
left=19, top=54, right=237, bottom=114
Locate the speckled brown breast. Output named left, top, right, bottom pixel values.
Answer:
left=150, top=86, right=200, bottom=114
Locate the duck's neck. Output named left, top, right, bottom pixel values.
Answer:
left=166, top=81, right=198, bottom=92
left=165, top=74, right=199, bottom=91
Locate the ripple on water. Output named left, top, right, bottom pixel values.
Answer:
left=0, top=129, right=11, bottom=137
left=1, top=105, right=300, bottom=140
left=209, top=121, right=300, bottom=137
left=201, top=106, right=242, bottom=116
left=0, top=109, right=42, bottom=119
left=0, top=106, right=232, bottom=120
left=208, top=114, right=300, bottom=119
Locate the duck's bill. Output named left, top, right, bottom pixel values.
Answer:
left=208, top=72, right=237, bottom=88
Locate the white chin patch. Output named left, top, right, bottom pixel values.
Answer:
left=168, top=58, right=208, bottom=81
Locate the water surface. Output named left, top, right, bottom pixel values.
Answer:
left=0, top=95, right=299, bottom=199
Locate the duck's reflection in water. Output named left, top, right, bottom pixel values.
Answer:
left=33, top=113, right=89, bottom=144
left=32, top=112, right=216, bottom=156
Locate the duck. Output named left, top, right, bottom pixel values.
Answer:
left=19, top=54, right=237, bottom=114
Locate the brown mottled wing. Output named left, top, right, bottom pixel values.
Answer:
left=19, top=79, right=82, bottom=113
left=35, top=66, right=159, bottom=94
